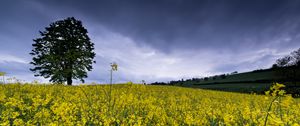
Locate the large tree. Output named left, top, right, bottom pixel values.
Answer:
left=30, top=17, right=96, bottom=85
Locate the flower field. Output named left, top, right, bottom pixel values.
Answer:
left=0, top=83, right=299, bottom=125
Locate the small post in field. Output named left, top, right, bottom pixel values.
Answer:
left=0, top=72, right=6, bottom=84
left=110, top=62, right=118, bottom=85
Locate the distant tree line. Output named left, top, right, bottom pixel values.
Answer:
left=272, top=48, right=300, bottom=85
left=151, top=48, right=300, bottom=88
left=150, top=71, right=239, bottom=85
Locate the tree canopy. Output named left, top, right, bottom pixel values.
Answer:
left=0, top=72, right=5, bottom=76
left=275, top=48, right=300, bottom=67
left=30, top=17, right=96, bottom=85
left=273, top=48, right=300, bottom=86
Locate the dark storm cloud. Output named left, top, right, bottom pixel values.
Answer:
left=1, top=0, right=300, bottom=83
left=34, top=0, right=300, bottom=52
left=0, top=0, right=53, bottom=58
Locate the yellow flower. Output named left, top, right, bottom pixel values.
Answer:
left=13, top=119, right=24, bottom=125
left=0, top=83, right=298, bottom=125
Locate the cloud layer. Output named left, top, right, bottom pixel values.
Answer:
left=1, top=0, right=300, bottom=84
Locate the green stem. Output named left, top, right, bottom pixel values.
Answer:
left=264, top=96, right=279, bottom=126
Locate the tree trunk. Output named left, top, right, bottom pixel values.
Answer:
left=67, top=76, right=72, bottom=85
left=66, top=62, right=73, bottom=85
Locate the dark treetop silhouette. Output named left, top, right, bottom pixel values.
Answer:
left=273, top=48, right=300, bottom=85
left=30, top=17, right=96, bottom=85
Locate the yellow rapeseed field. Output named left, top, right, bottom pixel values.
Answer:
left=0, top=83, right=299, bottom=125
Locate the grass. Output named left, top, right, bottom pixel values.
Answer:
left=186, top=83, right=272, bottom=93
left=188, top=70, right=276, bottom=85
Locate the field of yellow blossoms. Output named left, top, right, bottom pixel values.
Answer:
left=0, top=83, right=299, bottom=125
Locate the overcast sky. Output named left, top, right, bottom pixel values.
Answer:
left=1, top=0, right=300, bottom=84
